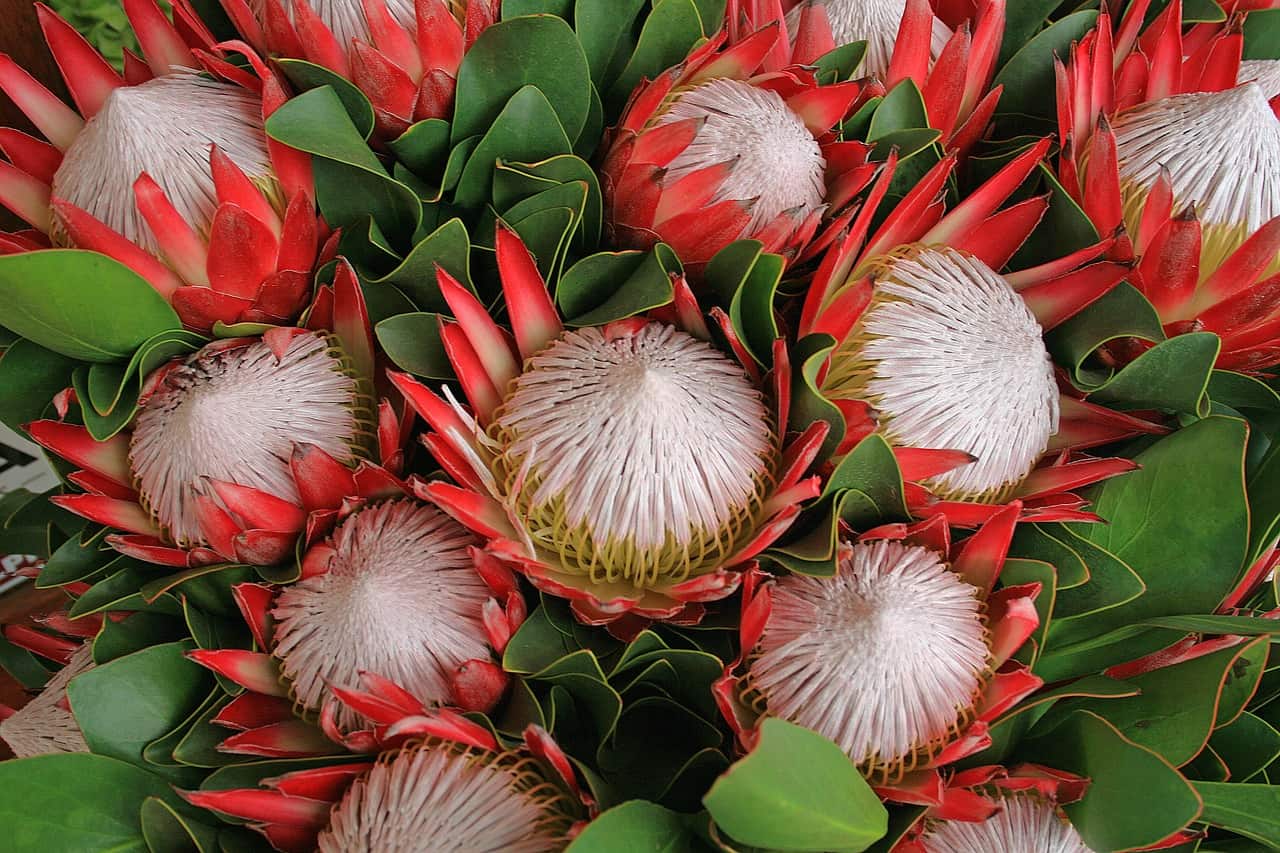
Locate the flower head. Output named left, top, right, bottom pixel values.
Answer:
left=718, top=509, right=1046, bottom=800
left=1056, top=3, right=1280, bottom=372
left=802, top=142, right=1153, bottom=526
left=911, top=793, right=1091, bottom=853
left=393, top=226, right=827, bottom=625
left=219, top=0, right=501, bottom=137
left=182, top=722, right=587, bottom=852
left=29, top=265, right=389, bottom=569
left=0, top=3, right=323, bottom=330
left=601, top=25, right=873, bottom=271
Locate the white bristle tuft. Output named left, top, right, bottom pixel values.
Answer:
left=919, top=794, right=1093, bottom=852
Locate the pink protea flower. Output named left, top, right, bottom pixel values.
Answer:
left=716, top=507, right=1046, bottom=803
left=600, top=24, right=880, bottom=273
left=182, top=720, right=586, bottom=853
left=801, top=140, right=1158, bottom=526
left=217, top=0, right=501, bottom=137
left=389, top=226, right=827, bottom=628
left=727, top=0, right=1004, bottom=156
left=1056, top=0, right=1280, bottom=372
left=185, top=499, right=524, bottom=758
left=24, top=265, right=404, bottom=569
left=0, top=2, right=324, bottom=331
left=895, top=766, right=1090, bottom=852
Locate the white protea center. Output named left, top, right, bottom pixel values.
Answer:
left=750, top=540, right=989, bottom=780
left=130, top=333, right=361, bottom=546
left=655, top=78, right=827, bottom=233
left=51, top=71, right=274, bottom=253
left=1112, top=83, right=1280, bottom=278
left=248, top=0, right=417, bottom=54
left=786, top=0, right=952, bottom=78
left=492, top=322, right=775, bottom=588
left=318, top=744, right=571, bottom=853
left=0, top=645, right=93, bottom=758
left=271, top=501, right=490, bottom=730
left=825, top=245, right=1059, bottom=500
left=1238, top=60, right=1280, bottom=100
left=919, top=794, right=1093, bottom=853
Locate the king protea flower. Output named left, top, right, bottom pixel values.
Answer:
left=390, top=226, right=827, bottom=627
left=0, top=2, right=323, bottom=331
left=217, top=0, right=501, bottom=137
left=182, top=720, right=587, bottom=853
left=25, top=265, right=398, bottom=569
left=1057, top=0, right=1280, bottom=372
left=186, top=499, right=525, bottom=758
left=0, top=642, right=93, bottom=758
left=601, top=24, right=880, bottom=273
left=717, top=508, right=1045, bottom=803
left=801, top=140, right=1157, bottom=526
left=726, top=0, right=1003, bottom=156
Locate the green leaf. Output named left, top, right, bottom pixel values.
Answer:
left=1058, top=638, right=1268, bottom=766
left=867, top=80, right=930, bottom=139
left=1209, top=712, right=1280, bottom=782
left=994, top=11, right=1099, bottom=122
left=0, top=250, right=181, bottom=362
left=37, top=530, right=119, bottom=588
left=557, top=247, right=679, bottom=325
left=66, top=641, right=212, bottom=780
left=1047, top=283, right=1165, bottom=388
left=606, top=0, right=705, bottom=112
left=1244, top=9, right=1280, bottom=59
left=140, top=796, right=221, bottom=853
left=267, top=87, right=421, bottom=244
left=703, top=719, right=888, bottom=852
left=0, top=753, right=183, bottom=852
left=575, top=0, right=652, bottom=86
left=1247, top=438, right=1280, bottom=566
left=1070, top=417, right=1250, bottom=633
left=276, top=58, right=375, bottom=140
left=1022, top=711, right=1202, bottom=852
left=1195, top=782, right=1280, bottom=847
left=375, top=313, right=453, bottom=379
left=372, top=218, right=473, bottom=312
left=997, top=0, right=1066, bottom=67
left=453, top=15, right=592, bottom=145
left=454, top=86, right=575, bottom=209
left=1086, top=333, right=1219, bottom=415
left=789, top=333, right=844, bottom=461
left=0, top=338, right=77, bottom=432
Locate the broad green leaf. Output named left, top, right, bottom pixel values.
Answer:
left=0, top=250, right=181, bottom=362
left=1209, top=712, right=1280, bottom=782
left=372, top=218, right=473, bottom=312
left=0, top=753, right=183, bottom=852
left=1244, top=9, right=1280, bottom=59
left=1070, top=417, right=1250, bottom=633
left=789, top=333, right=844, bottom=461
left=568, top=800, right=703, bottom=852
left=453, top=15, right=591, bottom=145
left=703, top=719, right=888, bottom=852
left=606, top=0, right=705, bottom=111
left=140, top=796, right=221, bottom=853
left=454, top=86, right=574, bottom=209
left=66, top=641, right=212, bottom=779
left=1195, top=782, right=1280, bottom=847
left=994, top=11, right=1099, bottom=122
left=867, top=80, right=930, bottom=139
left=1047, top=283, right=1165, bottom=389
left=557, top=247, right=679, bottom=325
left=576, top=0, right=652, bottom=86
left=1247, top=439, right=1280, bottom=566
left=276, top=58, right=375, bottom=139
left=37, top=530, right=119, bottom=588
left=0, top=338, right=77, bottom=432
left=997, top=0, right=1066, bottom=67
left=375, top=313, right=453, bottom=379
left=1023, top=711, right=1202, bottom=852
left=1086, top=333, right=1219, bottom=415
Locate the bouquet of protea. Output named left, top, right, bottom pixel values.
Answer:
left=1, top=0, right=1280, bottom=850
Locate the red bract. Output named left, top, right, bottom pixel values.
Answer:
left=601, top=24, right=879, bottom=274
left=218, top=0, right=500, bottom=138
left=0, top=4, right=324, bottom=332
left=1056, top=0, right=1280, bottom=372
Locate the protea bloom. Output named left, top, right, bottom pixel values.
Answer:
left=717, top=507, right=1044, bottom=803
left=217, top=0, right=501, bottom=137
left=801, top=140, right=1156, bottom=526
left=1056, top=0, right=1280, bottom=372
left=0, top=2, right=322, bottom=331
left=182, top=720, right=586, bottom=853
left=186, top=499, right=524, bottom=757
left=726, top=0, right=1003, bottom=156
left=600, top=24, right=880, bottom=272
left=897, top=774, right=1091, bottom=853
left=0, top=637, right=94, bottom=758
left=391, top=226, right=827, bottom=627
left=25, top=265, right=394, bottom=569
